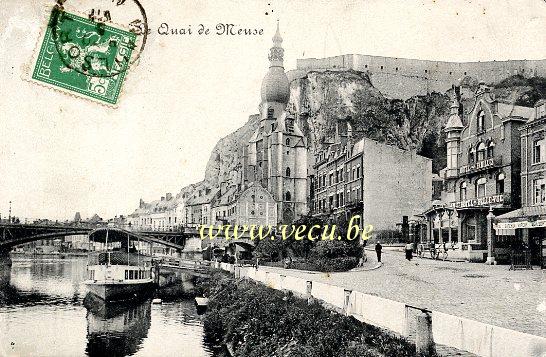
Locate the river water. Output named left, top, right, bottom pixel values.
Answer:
left=0, top=257, right=215, bottom=357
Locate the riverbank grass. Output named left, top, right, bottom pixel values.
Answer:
left=202, top=272, right=433, bottom=357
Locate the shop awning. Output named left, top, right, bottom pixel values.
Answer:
left=495, top=228, right=516, bottom=236
left=494, top=220, right=546, bottom=230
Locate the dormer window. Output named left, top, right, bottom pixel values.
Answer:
left=286, top=167, right=291, bottom=177
left=477, top=111, right=485, bottom=133
left=267, top=107, right=274, bottom=118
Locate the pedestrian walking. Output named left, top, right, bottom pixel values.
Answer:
left=375, top=241, right=382, bottom=263
left=405, top=242, right=413, bottom=261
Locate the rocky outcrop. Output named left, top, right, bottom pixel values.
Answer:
left=202, top=114, right=260, bottom=188
left=188, top=72, right=544, bottom=191
left=289, top=70, right=452, bottom=172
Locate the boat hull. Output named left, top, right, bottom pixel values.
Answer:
left=86, top=281, right=156, bottom=302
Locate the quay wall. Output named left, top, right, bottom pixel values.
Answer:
left=288, top=54, right=546, bottom=99
left=217, top=262, right=546, bottom=357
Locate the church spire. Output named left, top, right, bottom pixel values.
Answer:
left=268, top=20, right=284, bottom=68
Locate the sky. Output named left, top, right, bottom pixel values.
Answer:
left=0, top=0, right=545, bottom=221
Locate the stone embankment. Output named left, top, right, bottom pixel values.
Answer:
left=216, top=262, right=546, bottom=357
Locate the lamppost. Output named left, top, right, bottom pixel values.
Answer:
left=486, top=207, right=496, bottom=265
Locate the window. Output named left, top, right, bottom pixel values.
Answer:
left=477, top=111, right=485, bottom=133
left=129, top=270, right=134, bottom=279
left=475, top=177, right=487, bottom=198
left=533, top=138, right=545, bottom=164
left=285, top=191, right=291, bottom=201
left=460, top=182, right=467, bottom=200
left=534, top=179, right=546, bottom=204
left=356, top=165, right=361, bottom=178
left=496, top=173, right=505, bottom=194
left=286, top=138, right=291, bottom=146
left=125, top=270, right=128, bottom=279
left=286, top=167, right=291, bottom=177
left=468, top=147, right=475, bottom=164
left=487, top=141, right=495, bottom=158
left=477, top=142, right=486, bottom=162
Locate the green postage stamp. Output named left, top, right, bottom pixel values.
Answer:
left=30, top=8, right=137, bottom=106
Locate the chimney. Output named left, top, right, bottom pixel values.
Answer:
left=166, top=193, right=173, bottom=201
left=161, top=196, right=165, bottom=201
left=139, top=199, right=145, bottom=208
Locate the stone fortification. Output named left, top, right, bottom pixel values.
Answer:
left=288, top=54, right=546, bottom=99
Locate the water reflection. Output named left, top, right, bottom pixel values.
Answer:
left=85, top=294, right=151, bottom=357
left=0, top=257, right=214, bottom=356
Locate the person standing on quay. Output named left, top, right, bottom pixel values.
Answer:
left=375, top=241, right=383, bottom=263
left=405, top=242, right=413, bottom=261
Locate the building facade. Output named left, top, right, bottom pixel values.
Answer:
left=127, top=192, right=186, bottom=231
left=421, top=84, right=534, bottom=262
left=311, top=122, right=432, bottom=232
left=496, top=100, right=546, bottom=267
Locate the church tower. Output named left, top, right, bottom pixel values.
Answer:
left=243, top=22, right=308, bottom=224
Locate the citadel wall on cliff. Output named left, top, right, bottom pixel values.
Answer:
left=288, top=54, right=546, bottom=99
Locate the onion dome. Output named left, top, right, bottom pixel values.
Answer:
left=260, top=21, right=290, bottom=104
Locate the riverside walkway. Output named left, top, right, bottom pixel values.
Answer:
left=219, top=250, right=545, bottom=356
left=259, top=250, right=544, bottom=338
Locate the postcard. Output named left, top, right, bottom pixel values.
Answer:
left=1, top=1, right=545, bottom=356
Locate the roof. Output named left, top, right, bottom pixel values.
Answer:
left=186, top=187, right=220, bottom=206
left=216, top=186, right=238, bottom=206
left=496, top=102, right=534, bottom=120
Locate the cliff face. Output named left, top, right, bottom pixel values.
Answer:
left=289, top=70, right=451, bottom=172
left=202, top=114, right=260, bottom=188
left=192, top=72, right=544, bottom=191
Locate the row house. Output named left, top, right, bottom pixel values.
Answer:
left=184, top=186, right=219, bottom=227
left=127, top=192, right=186, bottom=231
left=420, top=83, right=534, bottom=262
left=496, top=100, right=546, bottom=267
left=310, top=122, right=432, bottom=232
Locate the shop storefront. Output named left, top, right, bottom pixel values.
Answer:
left=495, top=206, right=546, bottom=268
